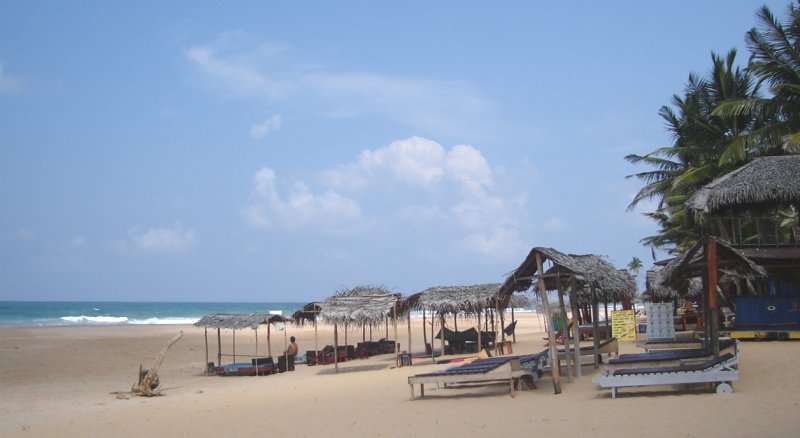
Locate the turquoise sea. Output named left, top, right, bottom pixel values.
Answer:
left=0, top=301, right=306, bottom=327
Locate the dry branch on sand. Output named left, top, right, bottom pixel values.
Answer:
left=131, top=331, right=184, bottom=397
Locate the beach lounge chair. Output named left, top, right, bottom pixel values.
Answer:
left=593, top=352, right=739, bottom=399
left=408, top=355, right=534, bottom=400
left=605, top=339, right=737, bottom=372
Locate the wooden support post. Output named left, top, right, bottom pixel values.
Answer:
left=216, top=328, right=221, bottom=367
left=536, top=252, right=561, bottom=394
left=407, top=310, right=412, bottom=356
left=267, top=323, right=272, bottom=358
left=556, top=273, right=572, bottom=382
left=569, top=277, right=582, bottom=378
left=204, top=328, right=209, bottom=375
left=334, top=323, right=339, bottom=373
left=393, top=303, right=398, bottom=357
left=440, top=314, right=445, bottom=357
left=591, top=284, right=600, bottom=369
left=708, top=239, right=719, bottom=358
left=430, top=311, right=435, bottom=364
left=511, top=306, right=516, bottom=343
left=314, top=318, right=319, bottom=360
left=477, top=312, right=483, bottom=355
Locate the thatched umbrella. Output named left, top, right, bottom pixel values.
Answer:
left=687, top=155, right=800, bottom=214
left=319, top=286, right=402, bottom=372
left=194, top=313, right=291, bottom=375
left=659, top=237, right=767, bottom=356
left=646, top=265, right=703, bottom=301
left=500, top=247, right=635, bottom=390
left=415, top=283, right=502, bottom=362
left=292, top=302, right=322, bottom=358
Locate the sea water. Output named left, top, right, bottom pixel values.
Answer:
left=0, top=301, right=305, bottom=327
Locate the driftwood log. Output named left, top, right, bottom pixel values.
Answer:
left=132, top=331, right=184, bottom=397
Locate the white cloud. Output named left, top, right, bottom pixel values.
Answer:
left=243, top=137, right=536, bottom=259
left=0, top=62, right=23, bottom=94
left=122, top=223, right=197, bottom=254
left=243, top=167, right=362, bottom=233
left=250, top=114, right=282, bottom=139
left=323, top=137, right=493, bottom=192
left=185, top=35, right=491, bottom=137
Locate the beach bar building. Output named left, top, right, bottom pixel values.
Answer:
left=686, top=154, right=800, bottom=338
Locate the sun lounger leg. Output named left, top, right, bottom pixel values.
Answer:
left=611, top=387, right=617, bottom=399
left=510, top=378, right=515, bottom=397
left=409, top=384, right=414, bottom=400
left=420, top=383, right=424, bottom=398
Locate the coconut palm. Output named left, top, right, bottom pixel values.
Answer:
left=714, top=2, right=800, bottom=158
left=627, top=50, right=761, bottom=253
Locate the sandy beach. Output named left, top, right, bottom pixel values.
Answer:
left=1, top=313, right=798, bottom=437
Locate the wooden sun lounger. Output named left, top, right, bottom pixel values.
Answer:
left=408, top=356, right=530, bottom=400
left=593, top=352, right=739, bottom=399
left=605, top=339, right=737, bottom=372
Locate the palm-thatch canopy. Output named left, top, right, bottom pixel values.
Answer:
left=659, top=237, right=767, bottom=292
left=500, top=247, right=636, bottom=303
left=291, top=302, right=322, bottom=326
left=645, top=265, right=703, bottom=301
left=319, top=285, right=402, bottom=326
left=687, top=155, right=800, bottom=214
left=415, top=283, right=502, bottom=315
left=507, top=293, right=532, bottom=309
left=194, top=313, right=292, bottom=330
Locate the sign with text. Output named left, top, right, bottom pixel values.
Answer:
left=611, top=310, right=637, bottom=341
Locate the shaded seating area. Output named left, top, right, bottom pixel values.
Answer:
left=593, top=352, right=739, bottom=399
left=408, top=355, right=536, bottom=400
left=356, top=339, right=397, bottom=358
left=434, top=327, right=495, bottom=354
left=194, top=313, right=293, bottom=377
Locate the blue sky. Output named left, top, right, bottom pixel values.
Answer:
left=0, top=1, right=789, bottom=302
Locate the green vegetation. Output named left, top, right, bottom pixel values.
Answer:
left=626, top=2, right=800, bottom=254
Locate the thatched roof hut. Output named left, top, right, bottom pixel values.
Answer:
left=659, top=238, right=767, bottom=290
left=501, top=248, right=636, bottom=303
left=687, top=155, right=800, bottom=214
left=319, top=285, right=402, bottom=326
left=319, top=285, right=403, bottom=372
left=194, top=313, right=293, bottom=374
left=415, top=283, right=502, bottom=314
left=291, top=302, right=322, bottom=326
left=194, top=313, right=291, bottom=330
left=645, top=266, right=702, bottom=301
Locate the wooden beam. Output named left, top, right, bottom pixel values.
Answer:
left=536, top=252, right=561, bottom=394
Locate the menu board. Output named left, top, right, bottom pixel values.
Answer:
left=611, top=310, right=637, bottom=341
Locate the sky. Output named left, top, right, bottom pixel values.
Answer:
left=0, top=1, right=790, bottom=302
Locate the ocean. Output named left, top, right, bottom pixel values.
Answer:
left=0, top=301, right=306, bottom=327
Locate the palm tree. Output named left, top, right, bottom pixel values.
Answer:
left=627, top=50, right=761, bottom=253
left=627, top=257, right=643, bottom=277
left=714, top=2, right=800, bottom=158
